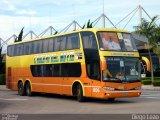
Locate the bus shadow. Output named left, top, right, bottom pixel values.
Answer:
left=87, top=98, right=138, bottom=104
left=32, top=93, right=139, bottom=104
left=33, top=93, right=77, bottom=101
left=11, top=92, right=140, bottom=104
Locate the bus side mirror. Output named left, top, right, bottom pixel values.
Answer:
left=140, top=61, right=146, bottom=78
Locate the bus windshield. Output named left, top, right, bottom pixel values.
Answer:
left=103, top=57, right=141, bottom=83
left=97, top=32, right=137, bottom=51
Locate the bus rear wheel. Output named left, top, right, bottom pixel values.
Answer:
left=77, top=84, right=85, bottom=102
left=25, top=82, right=32, bottom=96
left=18, top=81, right=25, bottom=96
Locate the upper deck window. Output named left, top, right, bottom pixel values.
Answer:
left=81, top=31, right=98, bottom=50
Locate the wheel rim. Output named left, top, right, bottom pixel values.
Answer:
left=18, top=83, right=23, bottom=94
left=77, top=87, right=81, bottom=100
left=26, top=83, right=30, bottom=95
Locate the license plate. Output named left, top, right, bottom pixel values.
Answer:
left=122, top=92, right=128, bottom=96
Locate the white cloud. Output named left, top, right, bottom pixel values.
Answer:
left=0, top=0, right=160, bottom=46
left=16, top=10, right=37, bottom=15
left=0, top=0, right=37, bottom=16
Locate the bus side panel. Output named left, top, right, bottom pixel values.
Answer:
left=43, top=77, right=62, bottom=94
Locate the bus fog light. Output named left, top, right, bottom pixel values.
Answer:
left=103, top=86, right=115, bottom=91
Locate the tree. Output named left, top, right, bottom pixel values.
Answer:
left=0, top=46, right=4, bottom=74
left=0, top=46, right=3, bottom=65
left=54, top=31, right=58, bottom=35
left=82, top=19, right=93, bottom=29
left=15, top=27, right=24, bottom=42
left=134, top=16, right=160, bottom=83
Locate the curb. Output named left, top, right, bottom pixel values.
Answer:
left=0, top=85, right=9, bottom=91
left=142, top=85, right=160, bottom=91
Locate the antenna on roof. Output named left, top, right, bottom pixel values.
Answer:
left=102, top=0, right=105, bottom=28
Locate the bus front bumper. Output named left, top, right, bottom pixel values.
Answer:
left=103, top=90, right=141, bottom=98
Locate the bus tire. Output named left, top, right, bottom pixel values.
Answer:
left=18, top=81, right=25, bottom=96
left=77, top=84, right=85, bottom=102
left=25, top=82, right=32, bottom=96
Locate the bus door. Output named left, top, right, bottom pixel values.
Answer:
left=86, top=60, right=101, bottom=98
left=81, top=31, right=100, bottom=97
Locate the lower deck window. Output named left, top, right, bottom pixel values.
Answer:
left=31, top=63, right=81, bottom=77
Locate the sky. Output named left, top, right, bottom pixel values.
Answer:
left=0, top=0, right=160, bottom=44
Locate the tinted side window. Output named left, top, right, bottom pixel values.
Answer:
left=7, top=45, right=14, bottom=56
left=24, top=42, right=34, bottom=55
left=81, top=32, right=98, bottom=49
left=14, top=45, right=18, bottom=56
left=86, top=60, right=100, bottom=80
left=54, top=37, right=61, bottom=51
left=34, top=40, right=42, bottom=54
left=48, top=38, right=54, bottom=52
left=16, top=44, right=23, bottom=56
left=31, top=63, right=81, bottom=77
left=43, top=38, right=55, bottom=53
left=61, top=63, right=81, bottom=77
left=59, top=36, right=67, bottom=51
left=31, top=64, right=61, bottom=77
left=43, top=39, right=49, bottom=53
left=66, top=33, right=80, bottom=49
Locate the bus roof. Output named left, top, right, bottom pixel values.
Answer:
left=8, top=28, right=129, bottom=46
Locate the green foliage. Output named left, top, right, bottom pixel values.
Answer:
left=0, top=46, right=5, bottom=74
left=15, top=27, right=24, bottom=42
left=0, top=74, right=5, bottom=85
left=153, top=81, right=160, bottom=86
left=0, top=46, right=2, bottom=65
left=142, top=77, right=160, bottom=86
left=134, top=16, right=160, bottom=54
left=142, top=80, right=152, bottom=85
left=54, top=31, right=58, bottom=35
left=82, top=19, right=93, bottom=29
left=134, top=16, right=160, bottom=83
left=87, top=19, right=93, bottom=28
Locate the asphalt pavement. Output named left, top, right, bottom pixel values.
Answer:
left=0, top=85, right=160, bottom=120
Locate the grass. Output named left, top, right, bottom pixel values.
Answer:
left=142, top=77, right=160, bottom=86
left=0, top=74, right=5, bottom=85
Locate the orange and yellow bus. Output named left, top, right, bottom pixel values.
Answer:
left=6, top=28, right=141, bottom=102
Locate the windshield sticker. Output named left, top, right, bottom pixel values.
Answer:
left=120, top=61, right=124, bottom=67
left=117, top=33, right=123, bottom=39
left=60, top=52, right=75, bottom=62
left=34, top=52, right=81, bottom=64
left=99, top=32, right=121, bottom=50
left=124, top=39, right=133, bottom=51
left=51, top=54, right=58, bottom=63
left=111, top=52, right=135, bottom=56
left=76, top=52, right=82, bottom=60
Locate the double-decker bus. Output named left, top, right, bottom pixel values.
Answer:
left=6, top=28, right=141, bottom=102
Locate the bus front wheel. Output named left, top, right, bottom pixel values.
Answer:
left=25, top=82, right=32, bottom=96
left=18, top=81, right=25, bottom=96
left=77, top=84, right=85, bottom=102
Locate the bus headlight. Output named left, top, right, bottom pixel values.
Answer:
left=103, top=86, right=115, bottom=91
